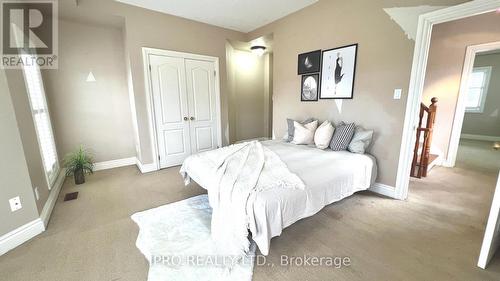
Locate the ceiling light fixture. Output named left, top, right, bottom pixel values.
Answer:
left=250, top=45, right=266, bottom=56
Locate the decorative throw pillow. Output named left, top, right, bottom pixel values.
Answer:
left=348, top=127, right=374, bottom=154
left=286, top=118, right=315, bottom=142
left=314, top=121, right=335, bottom=149
left=329, top=122, right=356, bottom=151
left=292, top=120, right=318, bottom=145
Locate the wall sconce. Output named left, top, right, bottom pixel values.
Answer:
left=86, top=71, right=96, bottom=82
left=250, top=45, right=266, bottom=56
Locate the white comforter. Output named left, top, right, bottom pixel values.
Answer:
left=180, top=141, right=305, bottom=257
left=181, top=140, right=377, bottom=255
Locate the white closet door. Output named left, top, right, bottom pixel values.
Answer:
left=149, top=54, right=191, bottom=168
left=185, top=59, right=218, bottom=154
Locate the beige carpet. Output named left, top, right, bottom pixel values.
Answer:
left=456, top=139, right=500, bottom=173
left=1, top=163, right=500, bottom=280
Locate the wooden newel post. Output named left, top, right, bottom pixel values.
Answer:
left=411, top=97, right=438, bottom=178
left=422, top=97, right=438, bottom=177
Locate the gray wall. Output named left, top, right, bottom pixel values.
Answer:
left=42, top=19, right=135, bottom=163
left=0, top=70, right=39, bottom=237
left=462, top=53, right=500, bottom=137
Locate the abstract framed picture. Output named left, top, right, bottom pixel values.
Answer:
left=301, top=73, right=320, bottom=102
left=320, top=44, right=358, bottom=99
left=298, top=50, right=321, bottom=74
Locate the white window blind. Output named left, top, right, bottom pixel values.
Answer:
left=22, top=59, right=59, bottom=187
left=465, top=66, right=491, bottom=113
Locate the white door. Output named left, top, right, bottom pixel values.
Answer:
left=185, top=59, right=219, bottom=154
left=149, top=54, right=191, bottom=168
left=478, top=172, right=500, bottom=269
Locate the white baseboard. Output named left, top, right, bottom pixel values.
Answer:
left=461, top=134, right=500, bottom=142
left=94, top=157, right=137, bottom=171
left=40, top=168, right=66, bottom=228
left=369, top=183, right=397, bottom=199
left=136, top=159, right=158, bottom=173
left=0, top=219, right=44, bottom=256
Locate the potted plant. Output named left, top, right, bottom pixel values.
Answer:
left=64, top=146, right=94, bottom=185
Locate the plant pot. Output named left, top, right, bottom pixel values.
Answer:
left=74, top=169, right=85, bottom=185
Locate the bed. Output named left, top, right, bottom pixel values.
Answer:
left=180, top=139, right=377, bottom=255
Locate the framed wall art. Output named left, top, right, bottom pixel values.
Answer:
left=298, top=50, right=321, bottom=74
left=320, top=44, right=358, bottom=99
left=301, top=73, right=320, bottom=102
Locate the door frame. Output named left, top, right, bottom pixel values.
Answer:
left=142, top=47, right=223, bottom=170
left=478, top=172, right=500, bottom=269
left=445, top=41, right=500, bottom=168
left=395, top=0, right=500, bottom=200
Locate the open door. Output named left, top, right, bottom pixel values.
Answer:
left=478, top=171, right=500, bottom=269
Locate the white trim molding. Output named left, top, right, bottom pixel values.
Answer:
left=369, top=183, right=397, bottom=199
left=396, top=0, right=500, bottom=200
left=461, top=134, right=500, bottom=142
left=136, top=158, right=158, bottom=174
left=478, top=172, right=500, bottom=269
left=0, top=219, right=44, bottom=256
left=94, top=157, right=137, bottom=171
left=446, top=41, right=500, bottom=167
left=40, top=168, right=66, bottom=227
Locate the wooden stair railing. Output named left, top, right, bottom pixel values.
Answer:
left=411, top=97, right=438, bottom=178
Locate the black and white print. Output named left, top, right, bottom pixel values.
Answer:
left=298, top=50, right=321, bottom=74
left=301, top=74, right=319, bottom=101
left=320, top=44, right=358, bottom=99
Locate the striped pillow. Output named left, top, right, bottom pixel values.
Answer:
left=329, top=122, right=356, bottom=151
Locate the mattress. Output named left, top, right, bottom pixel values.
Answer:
left=183, top=140, right=377, bottom=255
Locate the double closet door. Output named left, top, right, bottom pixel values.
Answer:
left=149, top=54, right=219, bottom=168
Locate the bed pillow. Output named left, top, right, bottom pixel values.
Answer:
left=329, top=122, right=356, bottom=151
left=314, top=121, right=335, bottom=149
left=348, top=127, right=374, bottom=154
left=286, top=118, right=315, bottom=142
left=292, top=120, right=318, bottom=145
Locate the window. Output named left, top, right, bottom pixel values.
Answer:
left=22, top=58, right=59, bottom=188
left=465, top=66, right=491, bottom=113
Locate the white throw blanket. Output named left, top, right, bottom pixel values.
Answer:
left=180, top=141, right=305, bottom=257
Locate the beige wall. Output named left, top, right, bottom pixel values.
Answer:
left=423, top=12, right=500, bottom=157
left=462, top=53, right=500, bottom=137
left=227, top=47, right=271, bottom=142
left=115, top=2, right=245, bottom=163
left=248, top=0, right=466, bottom=186
left=0, top=69, right=40, bottom=236
left=56, top=0, right=247, bottom=165
left=5, top=69, right=52, bottom=213
left=42, top=19, right=135, bottom=163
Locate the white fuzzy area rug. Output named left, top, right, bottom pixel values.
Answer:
left=131, top=194, right=256, bottom=281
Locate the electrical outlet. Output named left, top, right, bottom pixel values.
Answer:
left=393, top=89, right=402, bottom=100
left=9, top=196, right=22, bottom=212
left=34, top=187, right=40, bottom=201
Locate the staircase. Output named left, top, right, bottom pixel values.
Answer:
left=411, top=97, right=438, bottom=178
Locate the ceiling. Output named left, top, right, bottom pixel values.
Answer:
left=59, top=0, right=124, bottom=28
left=114, top=0, right=318, bottom=32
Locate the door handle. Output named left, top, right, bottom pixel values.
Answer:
left=183, top=117, right=188, bottom=121
left=190, top=117, right=195, bottom=121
